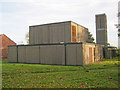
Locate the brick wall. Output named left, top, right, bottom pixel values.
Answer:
left=0, top=34, right=16, bottom=60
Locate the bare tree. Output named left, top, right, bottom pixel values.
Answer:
left=25, top=32, right=29, bottom=44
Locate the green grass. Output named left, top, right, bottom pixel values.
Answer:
left=1, top=59, right=120, bottom=88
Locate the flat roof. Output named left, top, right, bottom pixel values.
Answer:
left=95, top=13, right=106, bottom=16
left=30, top=21, right=88, bottom=29
left=8, top=42, right=103, bottom=47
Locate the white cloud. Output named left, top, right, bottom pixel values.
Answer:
left=0, top=0, right=36, bottom=3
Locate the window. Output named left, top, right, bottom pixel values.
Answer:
left=72, top=25, right=76, bottom=42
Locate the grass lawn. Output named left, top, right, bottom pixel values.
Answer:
left=1, top=59, right=120, bottom=88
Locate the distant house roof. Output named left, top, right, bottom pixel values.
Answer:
left=0, top=34, right=16, bottom=44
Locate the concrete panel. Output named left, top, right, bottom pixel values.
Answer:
left=29, top=27, right=35, bottom=44
left=49, top=23, right=65, bottom=43
left=84, top=28, right=88, bottom=42
left=82, top=43, right=95, bottom=65
left=77, top=25, right=82, bottom=42
left=77, top=26, right=88, bottom=42
left=40, top=45, right=65, bottom=65
left=64, top=22, right=71, bottom=43
left=29, top=28, right=32, bottom=44
left=76, top=45, right=83, bottom=65
left=94, top=45, right=103, bottom=62
left=38, top=28, right=43, bottom=44
left=38, top=25, right=49, bottom=44
left=18, top=46, right=26, bottom=63
left=26, top=46, right=40, bottom=63
left=40, top=46, right=50, bottom=64
left=43, top=28, right=49, bottom=44
left=66, top=44, right=83, bottom=66
left=66, top=45, right=77, bottom=65
left=48, top=45, right=56, bottom=64
left=96, top=15, right=101, bottom=29
left=40, top=46, right=46, bottom=64
left=30, top=25, right=49, bottom=44
left=101, top=15, right=106, bottom=28
left=37, top=28, right=42, bottom=44
left=56, top=45, right=65, bottom=65
left=8, top=46, right=17, bottom=63
left=40, top=45, right=57, bottom=64
left=96, top=30, right=106, bottom=45
left=35, top=29, right=39, bottom=44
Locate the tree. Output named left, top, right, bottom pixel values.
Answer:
left=87, top=31, right=95, bottom=43
left=107, top=43, right=110, bottom=46
left=25, top=32, right=29, bottom=44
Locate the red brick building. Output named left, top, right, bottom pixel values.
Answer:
left=0, top=34, right=16, bottom=60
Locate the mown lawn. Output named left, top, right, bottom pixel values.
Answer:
left=1, top=59, right=120, bottom=88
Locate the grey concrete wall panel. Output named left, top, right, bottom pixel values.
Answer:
left=33, top=26, right=49, bottom=44
left=43, top=27, right=49, bottom=44
left=94, top=45, right=99, bottom=61
left=50, top=46, right=56, bottom=64
left=38, top=28, right=42, bottom=44
left=26, top=46, right=40, bottom=63
left=95, top=45, right=103, bottom=61
left=64, top=22, right=71, bottom=43
left=29, top=27, right=35, bottom=44
left=40, top=45, right=65, bottom=65
left=40, top=45, right=57, bottom=64
left=76, top=45, right=83, bottom=65
left=95, top=45, right=100, bottom=61
left=101, top=15, right=106, bottom=28
left=25, top=46, right=31, bottom=63
left=35, top=29, right=39, bottom=44
left=18, top=46, right=26, bottom=63
left=39, top=25, right=49, bottom=44
left=96, top=15, right=100, bottom=29
left=29, top=25, right=49, bottom=44
left=66, top=44, right=83, bottom=66
left=66, top=45, right=77, bottom=65
left=56, top=45, right=65, bottom=65
left=8, top=46, right=17, bottom=62
left=49, top=23, right=65, bottom=43
left=39, top=46, right=46, bottom=64
left=85, top=28, right=88, bottom=42
left=96, top=30, right=106, bottom=45
left=40, top=45, right=52, bottom=64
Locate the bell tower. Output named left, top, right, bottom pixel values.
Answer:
left=95, top=14, right=107, bottom=46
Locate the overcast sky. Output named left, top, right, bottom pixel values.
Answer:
left=0, top=0, right=119, bottom=47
